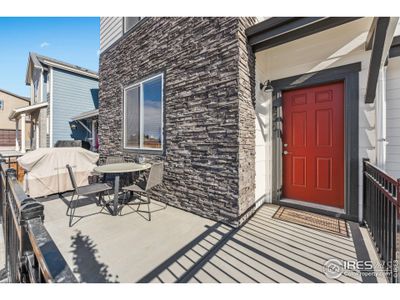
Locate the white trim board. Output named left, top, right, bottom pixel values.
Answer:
left=49, top=67, right=54, bottom=147
left=42, top=60, right=99, bottom=80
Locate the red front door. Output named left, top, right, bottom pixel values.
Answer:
left=282, top=82, right=344, bottom=208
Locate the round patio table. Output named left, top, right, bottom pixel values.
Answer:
left=94, top=162, right=151, bottom=216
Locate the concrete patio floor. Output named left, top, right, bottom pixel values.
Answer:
left=39, top=194, right=385, bottom=283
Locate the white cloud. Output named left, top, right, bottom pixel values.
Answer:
left=40, top=42, right=50, bottom=48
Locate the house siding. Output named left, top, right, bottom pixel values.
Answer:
left=0, top=91, right=29, bottom=130
left=254, top=58, right=273, bottom=208
left=52, top=68, right=99, bottom=146
left=99, top=17, right=258, bottom=226
left=100, top=17, right=123, bottom=54
left=0, top=90, right=30, bottom=148
left=386, top=56, right=400, bottom=178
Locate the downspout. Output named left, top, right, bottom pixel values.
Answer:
left=376, top=65, right=387, bottom=169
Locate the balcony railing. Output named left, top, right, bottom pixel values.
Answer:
left=363, top=158, right=399, bottom=283
left=0, top=156, right=76, bottom=283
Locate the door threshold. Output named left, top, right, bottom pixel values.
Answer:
left=279, top=198, right=350, bottom=220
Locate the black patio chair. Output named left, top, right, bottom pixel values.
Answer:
left=66, top=164, right=113, bottom=227
left=121, top=162, right=165, bottom=220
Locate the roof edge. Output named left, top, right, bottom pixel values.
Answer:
left=0, top=88, right=30, bottom=102
left=36, top=53, right=98, bottom=79
left=9, top=102, right=48, bottom=120
left=25, top=52, right=99, bottom=85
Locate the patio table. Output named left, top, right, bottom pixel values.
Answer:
left=94, top=162, right=151, bottom=216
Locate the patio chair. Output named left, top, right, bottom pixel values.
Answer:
left=121, top=162, right=164, bottom=221
left=102, top=156, right=129, bottom=184
left=106, top=156, right=125, bottom=164
left=66, top=164, right=113, bottom=227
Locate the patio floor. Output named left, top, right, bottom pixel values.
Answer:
left=39, top=194, right=384, bottom=283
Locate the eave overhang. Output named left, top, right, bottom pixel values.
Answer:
left=9, top=102, right=48, bottom=120
left=246, top=17, right=362, bottom=53
left=365, top=17, right=399, bottom=104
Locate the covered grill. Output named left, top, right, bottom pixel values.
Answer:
left=18, top=147, right=99, bottom=198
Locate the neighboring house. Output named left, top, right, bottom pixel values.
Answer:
left=9, top=53, right=99, bottom=152
left=98, top=17, right=400, bottom=226
left=0, top=88, right=31, bottom=150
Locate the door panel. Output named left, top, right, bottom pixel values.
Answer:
left=282, top=82, right=344, bottom=208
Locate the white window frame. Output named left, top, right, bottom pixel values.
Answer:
left=123, top=73, right=164, bottom=151
left=0, top=99, right=4, bottom=110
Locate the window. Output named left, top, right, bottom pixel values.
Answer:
left=124, top=73, right=163, bottom=150
left=0, top=100, right=4, bottom=110
left=124, top=17, right=142, bottom=33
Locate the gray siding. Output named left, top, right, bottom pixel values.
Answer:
left=52, top=68, right=99, bottom=146
left=100, top=17, right=123, bottom=53
left=386, top=57, right=400, bottom=178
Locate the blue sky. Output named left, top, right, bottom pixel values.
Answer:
left=0, top=17, right=100, bottom=97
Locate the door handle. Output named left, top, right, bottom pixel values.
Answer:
left=283, top=150, right=292, bottom=155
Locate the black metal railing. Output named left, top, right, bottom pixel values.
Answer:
left=363, top=158, right=399, bottom=283
left=0, top=157, right=76, bottom=283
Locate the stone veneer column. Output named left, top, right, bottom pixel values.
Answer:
left=99, top=17, right=258, bottom=226
left=237, top=18, right=258, bottom=225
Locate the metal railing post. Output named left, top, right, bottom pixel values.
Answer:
left=362, top=158, right=370, bottom=226
left=1, top=159, right=76, bottom=283
left=4, top=168, right=17, bottom=282
left=396, top=178, right=400, bottom=283
left=3, top=166, right=45, bottom=282
left=0, top=156, right=4, bottom=221
left=5, top=168, right=15, bottom=198
left=19, top=198, right=44, bottom=282
left=0, top=157, right=6, bottom=282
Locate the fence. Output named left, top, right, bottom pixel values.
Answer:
left=363, top=158, right=399, bottom=283
left=0, top=156, right=76, bottom=283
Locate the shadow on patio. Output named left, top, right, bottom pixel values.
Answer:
left=70, top=230, right=119, bottom=283
left=41, top=194, right=382, bottom=283
left=138, top=205, right=375, bottom=283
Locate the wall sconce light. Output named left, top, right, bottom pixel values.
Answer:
left=70, top=123, right=77, bottom=130
left=260, top=80, right=273, bottom=92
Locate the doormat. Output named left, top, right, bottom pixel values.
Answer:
left=272, top=206, right=349, bottom=237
